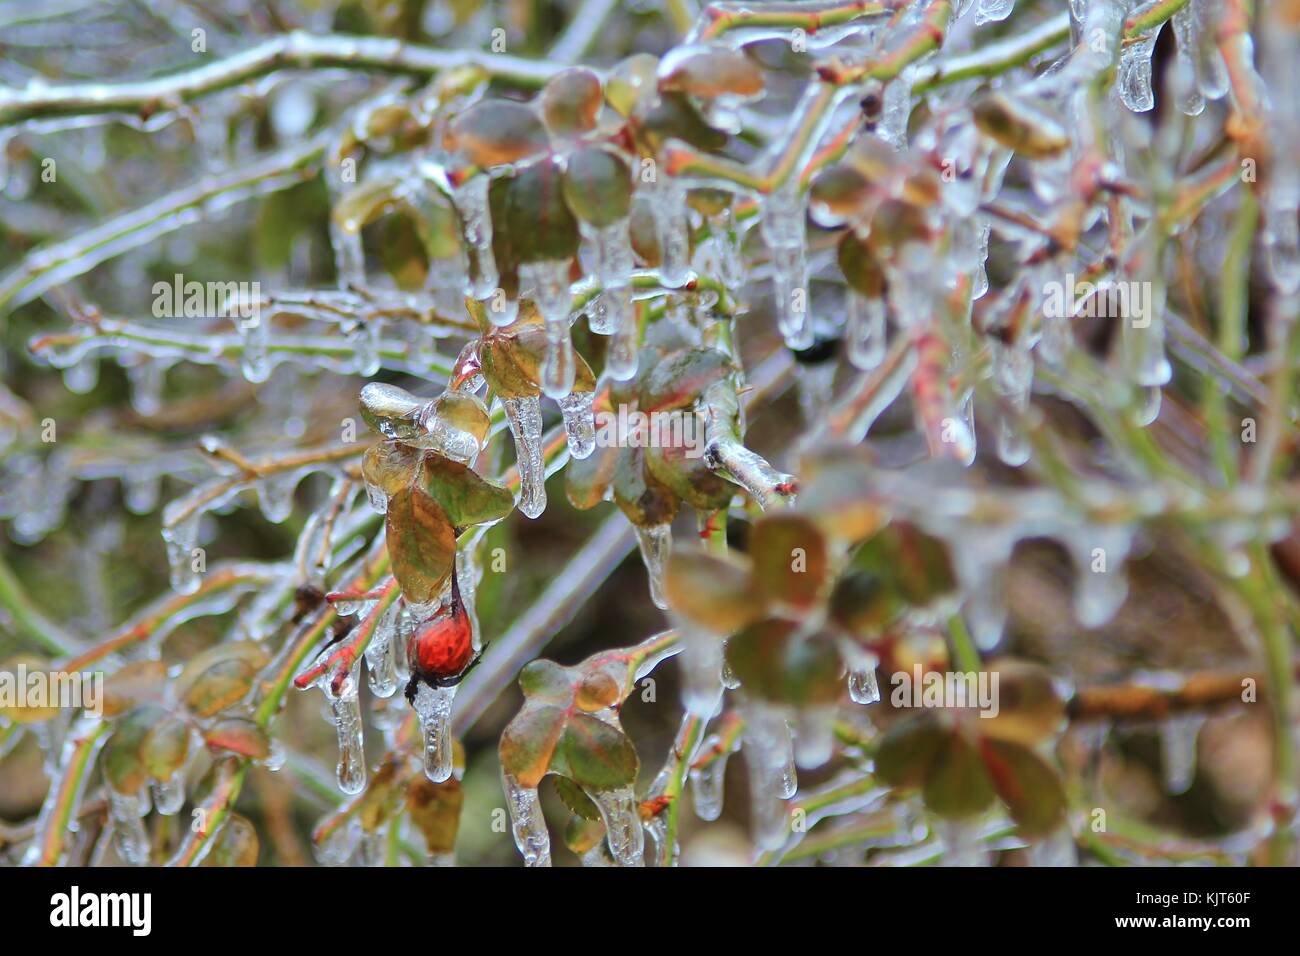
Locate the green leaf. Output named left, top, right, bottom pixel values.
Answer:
left=643, top=440, right=734, bottom=512
left=384, top=487, right=457, bottom=605
left=506, top=159, right=580, bottom=264
left=562, top=147, right=633, bottom=228
left=633, top=92, right=728, bottom=155
left=541, top=67, right=604, bottom=137
left=141, top=715, right=192, bottom=779
left=499, top=703, right=568, bottom=789
left=183, top=657, right=263, bottom=718
left=874, top=712, right=949, bottom=789
left=828, top=570, right=901, bottom=638
left=555, top=711, right=639, bottom=791
left=420, top=453, right=514, bottom=529
left=663, top=548, right=760, bottom=635
left=725, top=620, right=843, bottom=706
left=447, top=100, right=550, bottom=166
left=750, top=513, right=829, bottom=611
left=979, top=738, right=1067, bottom=838
left=407, top=775, right=464, bottom=856
left=102, top=706, right=163, bottom=794
left=203, top=717, right=270, bottom=760
left=613, top=446, right=680, bottom=527
left=553, top=774, right=603, bottom=821
left=362, top=441, right=420, bottom=497
left=658, top=46, right=764, bottom=99
left=639, top=347, right=733, bottom=413
left=923, top=730, right=996, bottom=819
left=972, top=93, right=1070, bottom=160
left=566, top=442, right=621, bottom=510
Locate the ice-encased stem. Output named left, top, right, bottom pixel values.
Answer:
left=237, top=314, right=271, bottom=383
left=503, top=395, right=547, bottom=519
left=412, top=681, right=456, bottom=783
left=704, top=437, right=796, bottom=510
left=503, top=772, right=552, bottom=866
left=588, top=785, right=645, bottom=867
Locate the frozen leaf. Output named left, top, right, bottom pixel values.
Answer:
left=923, top=730, right=995, bottom=819
left=201, top=813, right=259, bottom=867
left=750, top=513, right=829, bottom=611
left=555, top=712, right=639, bottom=791
left=725, top=620, right=843, bottom=706
left=873, top=711, right=949, bottom=788
left=562, top=147, right=633, bottom=228
left=979, top=659, right=1065, bottom=747
left=203, top=717, right=270, bottom=760
left=640, top=347, right=734, bottom=413
left=100, top=660, right=169, bottom=717
left=978, top=738, right=1066, bottom=838
left=664, top=548, right=760, bottom=634
left=419, top=454, right=514, bottom=529
left=362, top=441, right=420, bottom=498
left=828, top=570, right=901, bottom=637
left=178, top=643, right=271, bottom=718
left=837, top=231, right=887, bottom=298
left=658, top=45, right=765, bottom=99
left=613, top=447, right=680, bottom=528
left=566, top=442, right=620, bottom=509
left=446, top=100, right=549, bottom=166
left=507, top=159, right=580, bottom=264
left=385, top=487, right=457, bottom=605
left=643, top=441, right=734, bottom=512
left=972, top=94, right=1070, bottom=159
left=359, top=382, right=426, bottom=441
left=811, top=166, right=871, bottom=227
left=633, top=92, right=728, bottom=155
left=407, top=775, right=464, bottom=857
left=541, top=67, right=604, bottom=136
left=499, top=704, right=569, bottom=789
left=605, top=53, right=660, bottom=117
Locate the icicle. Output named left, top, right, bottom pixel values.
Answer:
left=678, top=624, right=724, bottom=717
left=592, top=219, right=635, bottom=334
left=689, top=738, right=733, bottom=821
left=587, top=785, right=645, bottom=867
left=991, top=340, right=1033, bottom=467
left=760, top=184, right=813, bottom=350
left=606, top=303, right=640, bottom=380
left=345, top=319, right=382, bottom=376
left=937, top=819, right=988, bottom=866
left=1068, top=525, right=1133, bottom=627
left=974, top=0, right=1014, bottom=26
left=314, top=817, right=361, bottom=866
left=503, top=395, right=547, bottom=519
left=364, top=479, right=388, bottom=514
left=558, top=390, right=596, bottom=460
left=635, top=523, right=672, bottom=610
left=1171, top=8, right=1206, bottom=116
left=647, top=175, right=691, bottom=288
left=152, top=772, right=186, bottom=816
left=262, top=737, right=287, bottom=772
left=123, top=472, right=161, bottom=515
left=792, top=705, right=837, bottom=769
left=330, top=218, right=366, bottom=290
left=108, top=788, right=151, bottom=866
left=236, top=313, right=271, bottom=383
left=846, top=292, right=887, bottom=370
left=846, top=647, right=882, bottom=704
left=256, top=471, right=299, bottom=524
left=1160, top=712, right=1205, bottom=795
left=1191, top=0, right=1230, bottom=100
left=951, top=530, right=1014, bottom=651
left=324, top=668, right=367, bottom=795
left=1264, top=204, right=1300, bottom=295
left=365, top=602, right=401, bottom=699
left=742, top=705, right=797, bottom=850
left=62, top=353, right=99, bottom=394
left=127, top=360, right=165, bottom=417
left=707, top=206, right=744, bottom=290
left=1117, top=29, right=1159, bottom=112
left=161, top=511, right=202, bottom=595
left=877, top=75, right=913, bottom=150
left=452, top=175, right=500, bottom=300
left=521, top=260, right=576, bottom=399
left=503, top=772, right=552, bottom=866
left=412, top=680, right=456, bottom=783
left=1029, top=824, right=1079, bottom=866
